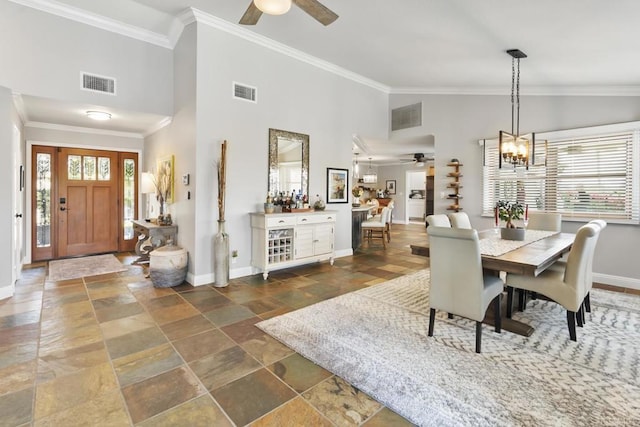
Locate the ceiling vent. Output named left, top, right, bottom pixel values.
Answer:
left=391, top=102, right=422, bottom=131
left=81, top=72, right=116, bottom=95
left=233, top=82, right=257, bottom=103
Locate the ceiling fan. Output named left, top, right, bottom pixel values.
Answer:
left=399, top=153, right=434, bottom=166
left=239, top=0, right=339, bottom=26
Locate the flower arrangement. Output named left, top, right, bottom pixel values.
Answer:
left=496, top=200, right=524, bottom=228
left=352, top=186, right=363, bottom=199
left=151, top=160, right=172, bottom=217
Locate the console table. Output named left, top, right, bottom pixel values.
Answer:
left=132, top=219, right=178, bottom=263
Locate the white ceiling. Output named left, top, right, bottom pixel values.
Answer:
left=15, top=0, right=640, bottom=158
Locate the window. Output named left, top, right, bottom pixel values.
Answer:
left=482, top=122, right=640, bottom=224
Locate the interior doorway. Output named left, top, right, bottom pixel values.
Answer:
left=31, top=145, right=139, bottom=261
left=406, top=170, right=427, bottom=224
left=12, top=126, right=23, bottom=284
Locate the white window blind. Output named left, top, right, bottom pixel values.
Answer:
left=482, top=125, right=640, bottom=224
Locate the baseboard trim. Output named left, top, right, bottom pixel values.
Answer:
left=593, top=273, right=640, bottom=291
left=187, top=266, right=255, bottom=287
left=0, top=284, right=15, bottom=300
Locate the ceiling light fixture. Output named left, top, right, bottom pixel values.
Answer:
left=499, top=49, right=534, bottom=170
left=254, top=0, right=292, bottom=15
left=86, top=110, right=111, bottom=121
left=362, top=157, right=377, bottom=184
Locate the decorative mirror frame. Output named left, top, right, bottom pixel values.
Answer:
left=268, top=128, right=310, bottom=197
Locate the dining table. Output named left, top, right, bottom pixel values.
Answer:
left=411, top=228, right=576, bottom=336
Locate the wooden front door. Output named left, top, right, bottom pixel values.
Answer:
left=58, top=148, right=119, bottom=257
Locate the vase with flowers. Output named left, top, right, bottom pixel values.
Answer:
left=352, top=186, right=363, bottom=207
left=152, top=161, right=172, bottom=225
left=496, top=200, right=525, bottom=240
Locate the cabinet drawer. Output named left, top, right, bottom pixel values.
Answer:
left=266, top=216, right=297, bottom=228
left=297, top=214, right=336, bottom=225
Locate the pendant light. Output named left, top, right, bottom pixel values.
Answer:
left=353, top=152, right=360, bottom=179
left=362, top=157, right=377, bottom=184
left=499, top=49, right=535, bottom=170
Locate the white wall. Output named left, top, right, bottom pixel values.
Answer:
left=184, top=22, right=389, bottom=284
left=390, top=93, right=640, bottom=284
left=0, top=86, right=17, bottom=297
left=0, top=1, right=173, bottom=116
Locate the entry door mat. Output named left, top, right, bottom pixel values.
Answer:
left=48, top=254, right=127, bottom=281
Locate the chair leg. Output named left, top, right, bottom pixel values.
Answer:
left=577, top=305, right=584, bottom=327
left=475, top=321, right=482, bottom=353
left=584, top=293, right=591, bottom=313
left=428, top=308, right=436, bottom=337
left=494, top=294, right=501, bottom=333
left=447, top=313, right=453, bottom=319
left=567, top=311, right=577, bottom=342
left=506, top=286, right=514, bottom=319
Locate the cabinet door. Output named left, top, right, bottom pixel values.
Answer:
left=295, top=226, right=314, bottom=258
left=314, top=223, right=334, bottom=255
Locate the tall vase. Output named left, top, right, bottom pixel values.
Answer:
left=213, top=220, right=229, bottom=287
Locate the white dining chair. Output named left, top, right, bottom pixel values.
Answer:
left=527, top=212, right=562, bottom=232
left=427, top=226, right=503, bottom=353
left=362, top=207, right=390, bottom=248
left=505, top=223, right=601, bottom=341
left=447, top=212, right=472, bottom=229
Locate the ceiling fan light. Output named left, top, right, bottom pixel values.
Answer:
left=86, top=110, right=111, bottom=121
left=254, top=0, right=292, bottom=15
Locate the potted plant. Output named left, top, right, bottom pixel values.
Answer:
left=352, top=186, right=363, bottom=207
left=497, top=200, right=525, bottom=240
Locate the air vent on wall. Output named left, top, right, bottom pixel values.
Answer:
left=81, top=72, right=116, bottom=95
left=391, top=102, right=422, bottom=131
left=233, top=82, right=257, bottom=103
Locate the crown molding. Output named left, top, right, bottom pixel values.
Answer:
left=390, top=85, right=640, bottom=97
left=9, top=0, right=173, bottom=49
left=25, top=121, right=144, bottom=139
left=179, top=8, right=391, bottom=94
left=11, top=93, right=28, bottom=123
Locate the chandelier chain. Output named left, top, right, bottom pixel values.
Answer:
left=516, top=57, right=521, bottom=136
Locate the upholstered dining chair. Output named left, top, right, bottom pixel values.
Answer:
left=547, top=219, right=607, bottom=320
left=447, top=212, right=472, bottom=229
left=426, top=214, right=451, bottom=228
left=362, top=207, right=390, bottom=248
left=505, top=223, right=601, bottom=342
left=386, top=201, right=395, bottom=242
left=527, top=212, right=562, bottom=232
left=427, top=226, right=503, bottom=353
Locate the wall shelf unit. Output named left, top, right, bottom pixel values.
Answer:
left=446, top=162, right=463, bottom=212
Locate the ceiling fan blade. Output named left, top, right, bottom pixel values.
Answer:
left=292, top=0, right=338, bottom=26
left=239, top=2, right=263, bottom=25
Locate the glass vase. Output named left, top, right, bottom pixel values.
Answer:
left=213, top=220, right=229, bottom=287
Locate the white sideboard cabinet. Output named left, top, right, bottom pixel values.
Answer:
left=250, top=211, right=336, bottom=279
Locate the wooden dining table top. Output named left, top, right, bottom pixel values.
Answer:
left=411, top=230, right=576, bottom=277
left=478, top=231, right=575, bottom=276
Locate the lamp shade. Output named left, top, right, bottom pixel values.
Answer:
left=254, top=0, right=292, bottom=15
left=141, top=172, right=156, bottom=194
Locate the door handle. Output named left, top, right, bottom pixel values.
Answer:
left=60, top=206, right=66, bottom=211
left=15, top=213, right=22, bottom=218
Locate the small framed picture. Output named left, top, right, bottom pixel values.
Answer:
left=386, top=179, right=396, bottom=195
left=326, top=168, right=348, bottom=203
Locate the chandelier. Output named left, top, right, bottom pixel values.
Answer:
left=362, top=157, right=377, bottom=184
left=499, top=49, right=535, bottom=170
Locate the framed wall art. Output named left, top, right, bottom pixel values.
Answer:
left=386, top=179, right=396, bottom=195
left=326, top=168, right=348, bottom=203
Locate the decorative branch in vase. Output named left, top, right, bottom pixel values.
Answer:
left=213, top=140, right=229, bottom=287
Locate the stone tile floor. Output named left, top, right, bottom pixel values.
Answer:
left=0, top=223, right=431, bottom=426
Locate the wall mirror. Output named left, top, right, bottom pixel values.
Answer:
left=268, top=128, right=309, bottom=197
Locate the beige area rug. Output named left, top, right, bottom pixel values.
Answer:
left=48, top=254, right=127, bottom=281
left=258, top=269, right=640, bottom=426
